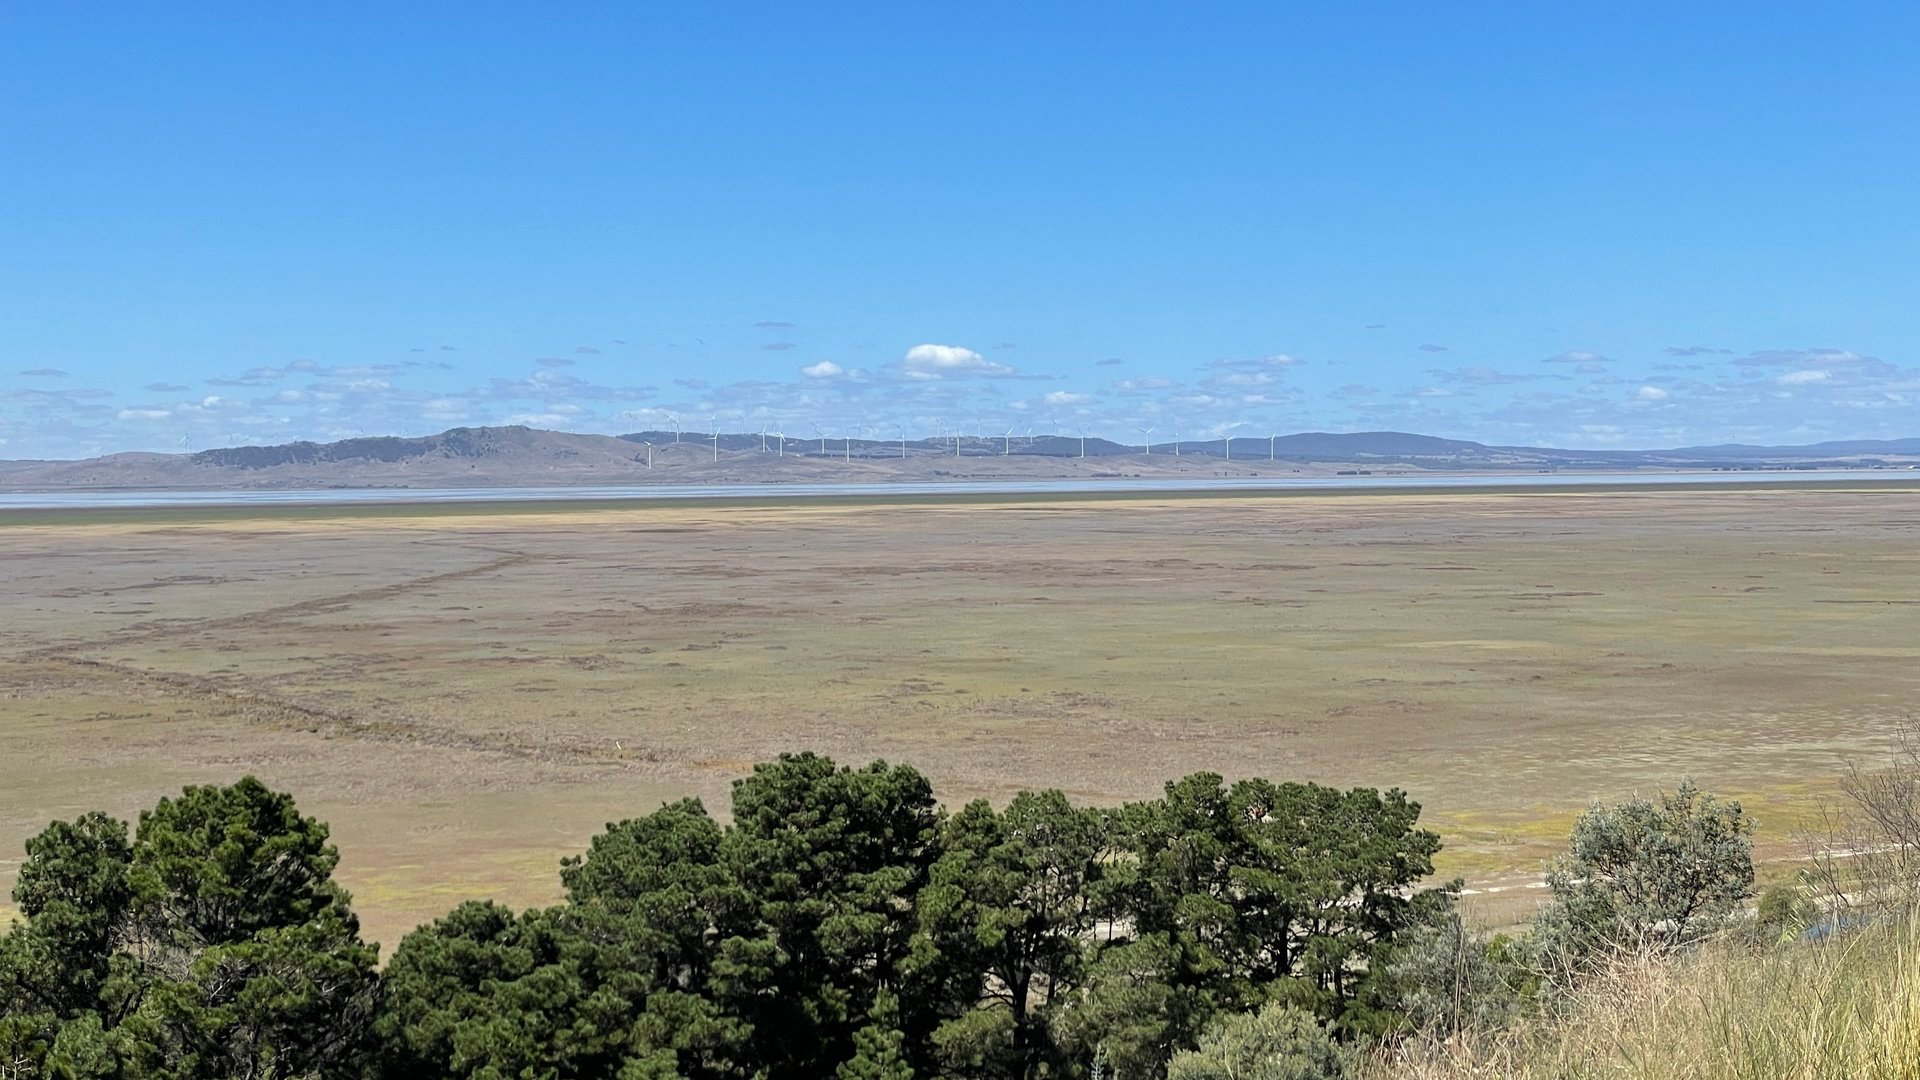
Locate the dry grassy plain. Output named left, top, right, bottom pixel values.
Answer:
left=3, top=483, right=1917, bottom=946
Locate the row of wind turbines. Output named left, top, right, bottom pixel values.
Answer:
left=628, top=413, right=1300, bottom=466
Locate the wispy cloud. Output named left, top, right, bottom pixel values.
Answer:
left=1777, top=369, right=1831, bottom=386
left=1429, top=365, right=1537, bottom=386
left=7, top=332, right=1915, bottom=459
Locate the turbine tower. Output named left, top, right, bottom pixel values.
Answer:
left=1137, top=426, right=1154, bottom=455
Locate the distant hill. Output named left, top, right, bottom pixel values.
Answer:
left=187, top=426, right=632, bottom=469
left=1667, top=438, right=1920, bottom=459
left=2, top=425, right=1915, bottom=491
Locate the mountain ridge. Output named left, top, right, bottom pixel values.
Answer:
left=1, top=425, right=1915, bottom=491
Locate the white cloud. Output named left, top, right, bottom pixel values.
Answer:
left=1115, top=376, right=1176, bottom=392
left=117, top=408, right=171, bottom=420
left=801, top=360, right=845, bottom=379
left=899, top=344, right=1014, bottom=378
left=1636, top=386, right=1669, bottom=400
left=1043, top=391, right=1093, bottom=406
left=1777, top=369, right=1831, bottom=385
left=1208, top=371, right=1275, bottom=387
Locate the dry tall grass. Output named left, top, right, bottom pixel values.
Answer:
left=1375, top=908, right=1920, bottom=1080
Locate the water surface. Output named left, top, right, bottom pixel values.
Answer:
left=4, top=469, right=1914, bottom=510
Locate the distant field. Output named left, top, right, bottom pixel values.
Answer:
left=3, top=484, right=1916, bottom=945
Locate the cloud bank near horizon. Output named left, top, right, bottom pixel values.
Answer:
left=4, top=338, right=1915, bottom=459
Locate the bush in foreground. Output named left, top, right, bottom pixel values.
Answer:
left=1374, top=902, right=1920, bottom=1079
left=1167, top=1002, right=1357, bottom=1080
left=1530, top=780, right=1753, bottom=986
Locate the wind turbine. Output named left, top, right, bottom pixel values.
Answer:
left=667, top=413, right=681, bottom=443
left=843, top=428, right=853, bottom=463
left=759, top=425, right=768, bottom=453
left=1077, top=427, right=1087, bottom=459
left=640, top=440, right=655, bottom=468
left=1137, top=426, right=1154, bottom=455
left=1002, top=425, right=1015, bottom=455
left=812, top=424, right=827, bottom=454
left=895, top=424, right=908, bottom=459
left=1269, top=433, right=1277, bottom=461
left=1171, top=423, right=1180, bottom=456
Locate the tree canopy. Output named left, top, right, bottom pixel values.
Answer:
left=1, top=777, right=377, bottom=1080
left=3, top=759, right=1454, bottom=1079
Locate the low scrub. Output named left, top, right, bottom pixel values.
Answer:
left=1376, top=904, right=1920, bottom=1079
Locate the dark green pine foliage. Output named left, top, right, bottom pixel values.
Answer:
left=376, top=798, right=752, bottom=1079
left=0, top=776, right=378, bottom=1080
left=5, top=811, right=133, bottom=1021
left=837, top=1023, right=915, bottom=1080
left=917, top=790, right=1113, bottom=1079
left=5, top=756, right=1460, bottom=1080
left=1072, top=775, right=1448, bottom=1076
left=718, top=752, right=950, bottom=1079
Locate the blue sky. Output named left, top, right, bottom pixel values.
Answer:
left=4, top=4, right=1917, bottom=458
